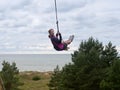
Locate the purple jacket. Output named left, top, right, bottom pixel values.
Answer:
left=50, top=34, right=64, bottom=51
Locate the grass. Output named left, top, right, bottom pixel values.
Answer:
left=18, top=71, right=52, bottom=90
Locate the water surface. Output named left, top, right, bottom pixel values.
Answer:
left=0, top=54, right=71, bottom=71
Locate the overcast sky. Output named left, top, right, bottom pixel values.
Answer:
left=0, top=0, right=120, bottom=54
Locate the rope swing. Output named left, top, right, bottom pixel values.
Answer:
left=54, top=0, right=60, bottom=33
left=48, top=0, right=74, bottom=51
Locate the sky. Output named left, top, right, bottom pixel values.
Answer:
left=0, top=0, right=120, bottom=54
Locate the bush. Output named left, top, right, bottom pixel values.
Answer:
left=32, top=76, right=41, bottom=81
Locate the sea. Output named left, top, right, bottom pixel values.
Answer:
left=0, top=54, right=72, bottom=72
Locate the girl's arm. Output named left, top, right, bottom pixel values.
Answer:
left=58, top=33, right=62, bottom=43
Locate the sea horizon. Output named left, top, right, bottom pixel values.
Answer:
left=0, top=54, right=72, bottom=72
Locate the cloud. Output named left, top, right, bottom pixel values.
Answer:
left=0, top=0, right=31, bottom=10
left=0, top=0, right=120, bottom=54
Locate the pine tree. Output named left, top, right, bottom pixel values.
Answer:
left=48, top=37, right=119, bottom=90
left=0, top=61, right=23, bottom=90
left=100, top=59, right=120, bottom=90
left=48, top=65, right=61, bottom=90
left=101, top=42, right=119, bottom=67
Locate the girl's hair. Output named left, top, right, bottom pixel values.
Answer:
left=48, top=29, right=53, bottom=38
left=48, top=29, right=53, bottom=34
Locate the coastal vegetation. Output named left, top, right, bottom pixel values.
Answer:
left=18, top=71, right=52, bottom=90
left=0, top=63, right=52, bottom=90
left=48, top=37, right=120, bottom=90
left=0, top=61, right=52, bottom=90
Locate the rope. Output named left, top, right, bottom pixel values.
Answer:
left=54, top=0, right=60, bottom=33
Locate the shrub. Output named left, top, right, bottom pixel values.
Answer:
left=0, top=61, right=23, bottom=90
left=32, top=76, right=41, bottom=81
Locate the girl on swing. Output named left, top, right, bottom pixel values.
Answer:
left=48, top=29, right=74, bottom=51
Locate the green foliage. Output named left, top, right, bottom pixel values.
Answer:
left=32, top=76, right=41, bottom=81
left=101, top=42, right=119, bottom=67
left=0, top=61, right=23, bottom=90
left=48, top=37, right=119, bottom=90
left=100, top=59, right=120, bottom=90
left=48, top=65, right=61, bottom=90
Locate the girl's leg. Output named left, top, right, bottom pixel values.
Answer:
left=62, top=40, right=71, bottom=45
left=69, top=35, right=74, bottom=42
left=62, top=35, right=74, bottom=45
